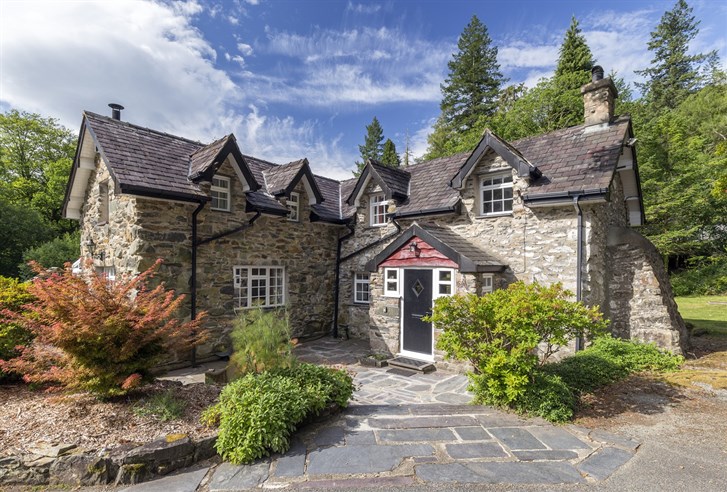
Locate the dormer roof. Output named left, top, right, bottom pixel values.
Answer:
left=346, top=160, right=411, bottom=206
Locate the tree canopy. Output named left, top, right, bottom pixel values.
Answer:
left=354, top=116, right=385, bottom=175
left=381, top=138, right=401, bottom=168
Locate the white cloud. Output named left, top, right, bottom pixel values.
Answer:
left=230, top=55, right=246, bottom=67
left=499, top=43, right=559, bottom=69
left=243, top=0, right=260, bottom=5
left=237, top=43, right=253, bottom=56
left=228, top=15, right=239, bottom=25
left=346, top=2, right=381, bottom=14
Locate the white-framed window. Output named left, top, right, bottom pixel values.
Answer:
left=353, top=273, right=370, bottom=304
left=211, top=176, right=231, bottom=211
left=482, top=274, right=494, bottom=294
left=233, top=266, right=285, bottom=309
left=435, top=269, right=455, bottom=298
left=287, top=192, right=300, bottom=222
left=383, top=268, right=399, bottom=297
left=370, top=193, right=388, bottom=227
left=96, top=265, right=115, bottom=283
left=480, top=172, right=513, bottom=216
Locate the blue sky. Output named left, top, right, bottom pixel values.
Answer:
left=1, top=0, right=725, bottom=180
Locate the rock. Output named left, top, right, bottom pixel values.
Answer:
left=194, top=435, right=218, bottom=461
left=115, top=463, right=150, bottom=485
left=27, top=443, right=77, bottom=458
left=123, top=435, right=194, bottom=466
left=49, top=455, right=111, bottom=486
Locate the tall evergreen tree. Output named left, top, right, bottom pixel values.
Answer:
left=635, top=0, right=717, bottom=111
left=354, top=116, right=384, bottom=175
left=440, top=15, right=504, bottom=133
left=555, top=16, right=594, bottom=77
left=380, top=139, right=401, bottom=168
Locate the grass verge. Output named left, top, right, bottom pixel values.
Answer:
left=676, top=295, right=727, bottom=336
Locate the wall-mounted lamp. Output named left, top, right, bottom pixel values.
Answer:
left=84, top=238, right=105, bottom=261
left=409, top=241, right=421, bottom=257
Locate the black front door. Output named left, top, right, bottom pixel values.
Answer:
left=402, top=269, right=433, bottom=356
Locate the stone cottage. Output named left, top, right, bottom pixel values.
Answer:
left=63, top=68, right=687, bottom=366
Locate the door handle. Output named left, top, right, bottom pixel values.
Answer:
left=411, top=313, right=424, bottom=319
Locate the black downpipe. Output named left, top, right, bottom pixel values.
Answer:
left=190, top=209, right=262, bottom=366
left=190, top=201, right=206, bottom=367
left=333, top=219, right=403, bottom=337
left=573, top=196, right=584, bottom=351
left=332, top=223, right=355, bottom=339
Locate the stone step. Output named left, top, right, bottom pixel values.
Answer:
left=387, top=356, right=436, bottom=373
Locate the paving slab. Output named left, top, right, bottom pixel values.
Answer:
left=368, top=415, right=480, bottom=429
left=528, top=426, right=592, bottom=450
left=453, top=426, right=491, bottom=441
left=445, top=442, right=508, bottom=459
left=589, top=429, right=641, bottom=451
left=513, top=450, right=580, bottom=461
left=487, top=427, right=547, bottom=450
left=313, top=426, right=345, bottom=447
left=417, top=461, right=585, bottom=484
left=209, top=461, right=270, bottom=492
left=306, top=444, right=434, bottom=475
left=344, top=430, right=377, bottom=445
left=377, top=428, right=457, bottom=443
left=119, top=467, right=208, bottom=492
left=273, top=454, right=306, bottom=478
left=577, top=446, right=635, bottom=480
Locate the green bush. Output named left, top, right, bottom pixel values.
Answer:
left=514, top=336, right=684, bottom=422
left=202, top=363, right=354, bottom=464
left=429, top=282, right=607, bottom=406
left=230, top=307, right=294, bottom=375
left=670, top=255, right=727, bottom=296
left=133, top=390, right=186, bottom=421
left=0, top=276, right=35, bottom=381
left=18, top=231, right=80, bottom=280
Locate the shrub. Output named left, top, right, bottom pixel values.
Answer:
left=133, top=390, right=186, bottom=421
left=429, top=282, right=607, bottom=406
left=202, top=363, right=354, bottom=464
left=0, top=276, right=35, bottom=381
left=18, top=231, right=81, bottom=280
left=0, top=259, right=206, bottom=397
left=670, top=255, right=727, bottom=296
left=230, top=307, right=294, bottom=375
left=514, top=336, right=684, bottom=422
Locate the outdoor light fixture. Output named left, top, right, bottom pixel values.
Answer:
left=84, top=238, right=105, bottom=261
left=409, top=241, right=421, bottom=257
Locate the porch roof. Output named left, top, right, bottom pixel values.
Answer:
left=365, top=223, right=508, bottom=274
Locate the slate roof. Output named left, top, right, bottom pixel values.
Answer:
left=83, top=111, right=207, bottom=200
left=189, top=134, right=232, bottom=180
left=73, top=110, right=632, bottom=224
left=396, top=153, right=468, bottom=216
left=366, top=222, right=507, bottom=273
left=516, top=116, right=630, bottom=196
left=263, top=159, right=307, bottom=196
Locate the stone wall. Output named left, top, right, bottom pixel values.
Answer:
left=80, top=157, right=342, bottom=363
left=607, top=227, right=688, bottom=354
left=79, top=155, right=142, bottom=276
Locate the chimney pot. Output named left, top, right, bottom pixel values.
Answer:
left=591, top=65, right=604, bottom=82
left=108, top=103, right=124, bottom=120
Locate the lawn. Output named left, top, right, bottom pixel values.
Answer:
left=675, top=295, right=727, bottom=336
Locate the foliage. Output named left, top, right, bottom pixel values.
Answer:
left=354, top=116, right=385, bottom=175
left=555, top=16, right=594, bottom=78
left=425, top=15, right=504, bottom=159
left=635, top=79, right=727, bottom=258
left=0, top=276, right=35, bottom=380
left=0, top=259, right=206, bottom=398
left=635, top=0, right=717, bottom=111
left=202, top=363, right=354, bottom=464
left=0, top=197, right=52, bottom=277
left=0, top=109, right=77, bottom=234
left=230, top=307, right=294, bottom=375
left=428, top=282, right=607, bottom=405
left=18, top=231, right=80, bottom=280
left=515, top=336, right=684, bottom=422
left=133, top=390, right=186, bottom=421
left=671, top=256, right=727, bottom=296
left=380, top=138, right=400, bottom=168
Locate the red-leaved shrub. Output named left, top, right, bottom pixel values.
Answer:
left=0, top=259, right=206, bottom=397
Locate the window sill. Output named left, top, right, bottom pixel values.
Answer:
left=210, top=208, right=232, bottom=213
left=352, top=302, right=370, bottom=307
left=476, top=212, right=513, bottom=219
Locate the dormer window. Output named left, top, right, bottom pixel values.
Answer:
left=287, top=192, right=300, bottom=222
left=479, top=172, right=513, bottom=216
left=370, top=193, right=387, bottom=227
left=211, top=176, right=231, bottom=211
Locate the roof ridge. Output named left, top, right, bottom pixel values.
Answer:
left=241, top=153, right=279, bottom=167
left=83, top=111, right=203, bottom=146
left=189, top=134, right=230, bottom=158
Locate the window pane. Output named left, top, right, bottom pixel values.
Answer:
left=386, top=281, right=397, bottom=292
left=504, top=199, right=513, bottom=211
left=439, top=270, right=451, bottom=282
left=504, top=174, right=513, bottom=183
left=504, top=187, right=513, bottom=199
left=483, top=190, right=492, bottom=201
left=386, top=269, right=397, bottom=280
left=482, top=202, right=492, bottom=214
left=439, top=284, right=452, bottom=295
left=493, top=201, right=503, bottom=212
left=493, top=189, right=502, bottom=200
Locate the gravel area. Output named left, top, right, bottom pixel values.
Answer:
left=0, top=380, right=219, bottom=457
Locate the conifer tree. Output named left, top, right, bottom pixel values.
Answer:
left=440, top=15, right=504, bottom=133
left=555, top=16, right=594, bottom=78
left=380, top=139, right=401, bottom=168
left=636, top=0, right=717, bottom=111
left=354, top=116, right=384, bottom=175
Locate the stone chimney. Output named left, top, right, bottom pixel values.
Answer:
left=581, top=66, right=618, bottom=126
